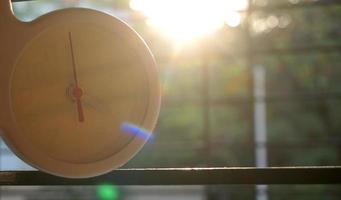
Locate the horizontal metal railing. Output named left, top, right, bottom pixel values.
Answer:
left=0, top=167, right=340, bottom=185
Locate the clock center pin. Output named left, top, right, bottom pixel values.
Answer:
left=67, top=85, right=84, bottom=101
left=72, top=87, right=83, bottom=99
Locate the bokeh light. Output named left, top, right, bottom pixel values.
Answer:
left=96, top=184, right=119, bottom=200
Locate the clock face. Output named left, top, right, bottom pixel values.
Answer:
left=10, top=21, right=154, bottom=168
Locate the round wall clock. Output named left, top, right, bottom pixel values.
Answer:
left=0, top=1, right=161, bottom=178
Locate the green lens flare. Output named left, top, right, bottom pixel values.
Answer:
left=97, top=184, right=119, bottom=200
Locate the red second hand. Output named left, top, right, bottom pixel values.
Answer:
left=69, top=32, right=85, bottom=122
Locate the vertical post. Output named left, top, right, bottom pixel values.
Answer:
left=202, top=57, right=211, bottom=166
left=244, top=0, right=263, bottom=199
left=201, top=53, right=212, bottom=200
left=253, top=65, right=268, bottom=200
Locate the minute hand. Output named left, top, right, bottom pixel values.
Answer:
left=69, top=32, right=85, bottom=122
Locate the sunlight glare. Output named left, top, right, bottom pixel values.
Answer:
left=130, top=0, right=247, bottom=45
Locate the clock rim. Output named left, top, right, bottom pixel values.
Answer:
left=0, top=8, right=161, bottom=178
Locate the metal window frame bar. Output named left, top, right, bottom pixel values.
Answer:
left=0, top=167, right=341, bottom=185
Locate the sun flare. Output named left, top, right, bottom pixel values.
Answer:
left=130, top=0, right=247, bottom=45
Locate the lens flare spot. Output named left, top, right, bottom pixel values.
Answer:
left=120, top=122, right=154, bottom=141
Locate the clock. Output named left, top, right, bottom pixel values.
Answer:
left=0, top=1, right=161, bottom=178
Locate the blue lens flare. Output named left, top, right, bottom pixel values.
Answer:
left=120, top=122, right=154, bottom=141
